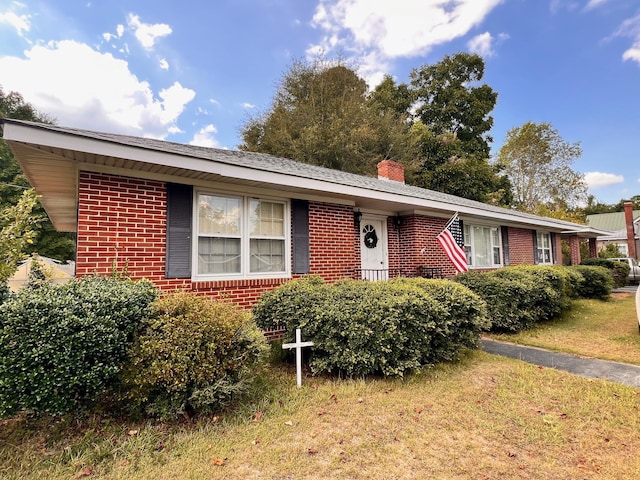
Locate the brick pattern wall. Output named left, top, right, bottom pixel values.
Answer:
left=76, top=172, right=559, bottom=308
left=506, top=227, right=535, bottom=265
left=76, top=172, right=167, bottom=280
left=393, top=215, right=459, bottom=278
left=309, top=202, right=357, bottom=281
left=76, top=172, right=358, bottom=308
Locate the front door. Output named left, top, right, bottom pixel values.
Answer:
left=360, top=217, right=387, bottom=280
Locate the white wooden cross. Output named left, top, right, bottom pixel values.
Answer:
left=282, top=328, right=314, bottom=387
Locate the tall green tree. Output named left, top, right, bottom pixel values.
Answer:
left=0, top=87, right=75, bottom=261
left=407, top=53, right=511, bottom=205
left=410, top=52, right=497, bottom=159
left=239, top=59, right=413, bottom=176
left=497, top=122, right=586, bottom=214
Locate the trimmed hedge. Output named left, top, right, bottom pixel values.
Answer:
left=454, top=265, right=573, bottom=333
left=568, top=265, right=613, bottom=300
left=580, top=258, right=628, bottom=288
left=253, top=276, right=488, bottom=377
left=0, top=277, right=158, bottom=417
left=122, top=292, right=268, bottom=418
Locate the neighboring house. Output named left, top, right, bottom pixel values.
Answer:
left=587, top=204, right=639, bottom=259
left=1, top=119, right=608, bottom=308
left=8, top=256, right=75, bottom=292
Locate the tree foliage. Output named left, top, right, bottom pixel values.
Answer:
left=240, top=60, right=412, bottom=176
left=239, top=54, right=513, bottom=205
left=0, top=188, right=40, bottom=284
left=0, top=87, right=75, bottom=261
left=410, top=52, right=497, bottom=159
left=497, top=122, right=587, bottom=214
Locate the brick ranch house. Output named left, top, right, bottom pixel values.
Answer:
left=1, top=119, right=609, bottom=308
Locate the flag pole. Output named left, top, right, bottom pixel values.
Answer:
left=439, top=212, right=459, bottom=235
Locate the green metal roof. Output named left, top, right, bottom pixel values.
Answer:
left=587, top=210, right=640, bottom=231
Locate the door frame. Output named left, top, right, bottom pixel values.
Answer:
left=359, top=215, right=389, bottom=279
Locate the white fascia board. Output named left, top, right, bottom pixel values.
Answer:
left=1, top=122, right=588, bottom=232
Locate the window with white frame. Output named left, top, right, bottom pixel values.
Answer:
left=463, top=224, right=502, bottom=268
left=536, top=232, right=552, bottom=264
left=196, top=193, right=288, bottom=278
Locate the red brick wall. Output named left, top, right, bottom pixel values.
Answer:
left=309, top=202, right=357, bottom=281
left=76, top=172, right=358, bottom=308
left=506, top=227, right=535, bottom=265
left=76, top=172, right=556, bottom=308
left=393, top=215, right=459, bottom=278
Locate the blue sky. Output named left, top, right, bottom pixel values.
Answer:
left=0, top=0, right=639, bottom=204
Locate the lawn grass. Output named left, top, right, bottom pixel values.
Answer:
left=1, top=293, right=639, bottom=479
left=488, top=291, right=640, bottom=365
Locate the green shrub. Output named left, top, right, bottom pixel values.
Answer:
left=492, top=265, right=572, bottom=320
left=454, top=270, right=536, bottom=332
left=0, top=282, right=10, bottom=306
left=123, top=292, right=268, bottom=418
left=580, top=258, right=628, bottom=288
left=0, top=277, right=157, bottom=417
left=253, top=277, right=488, bottom=377
left=568, top=265, right=613, bottom=300
left=555, top=266, right=584, bottom=299
left=389, top=278, right=489, bottom=362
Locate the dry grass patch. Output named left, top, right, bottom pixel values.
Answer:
left=489, top=292, right=640, bottom=365
left=2, top=352, right=640, bottom=480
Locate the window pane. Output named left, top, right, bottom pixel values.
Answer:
left=198, top=237, right=241, bottom=274
left=249, top=200, right=284, bottom=236
left=198, top=195, right=241, bottom=235
left=250, top=239, right=285, bottom=272
left=473, top=226, right=492, bottom=267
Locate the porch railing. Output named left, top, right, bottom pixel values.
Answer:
left=351, top=267, right=443, bottom=281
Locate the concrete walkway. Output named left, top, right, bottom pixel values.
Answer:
left=481, top=339, right=640, bottom=388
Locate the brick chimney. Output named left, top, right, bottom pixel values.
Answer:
left=624, top=201, right=637, bottom=259
left=377, top=159, right=405, bottom=183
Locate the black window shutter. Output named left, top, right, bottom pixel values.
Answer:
left=550, top=232, right=558, bottom=264
left=292, top=199, right=310, bottom=274
left=166, top=183, right=193, bottom=278
left=532, top=230, right=539, bottom=264
left=501, top=226, right=510, bottom=266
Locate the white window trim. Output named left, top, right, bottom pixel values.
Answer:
left=193, top=190, right=291, bottom=281
left=537, top=232, right=553, bottom=265
left=464, top=224, right=503, bottom=269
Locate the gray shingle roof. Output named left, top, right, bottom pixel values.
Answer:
left=1, top=119, right=595, bottom=231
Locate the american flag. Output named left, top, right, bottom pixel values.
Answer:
left=437, top=213, right=468, bottom=273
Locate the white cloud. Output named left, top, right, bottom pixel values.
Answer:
left=0, top=7, right=30, bottom=36
left=0, top=40, right=195, bottom=139
left=613, top=13, right=640, bottom=66
left=242, top=102, right=256, bottom=109
left=468, top=32, right=493, bottom=57
left=584, top=171, right=624, bottom=188
left=585, top=0, right=611, bottom=10
left=127, top=13, right=172, bottom=49
left=467, top=32, right=509, bottom=57
left=309, top=0, right=504, bottom=87
left=189, top=124, right=221, bottom=148
left=159, top=58, right=169, bottom=70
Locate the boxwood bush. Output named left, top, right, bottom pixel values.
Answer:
left=253, top=276, right=488, bottom=377
left=122, top=292, right=268, bottom=418
left=580, top=258, right=628, bottom=288
left=568, top=265, right=613, bottom=300
left=454, top=266, right=573, bottom=333
left=0, top=276, right=157, bottom=417
left=454, top=270, right=536, bottom=332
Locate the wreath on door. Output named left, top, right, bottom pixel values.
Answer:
left=362, top=224, right=378, bottom=249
